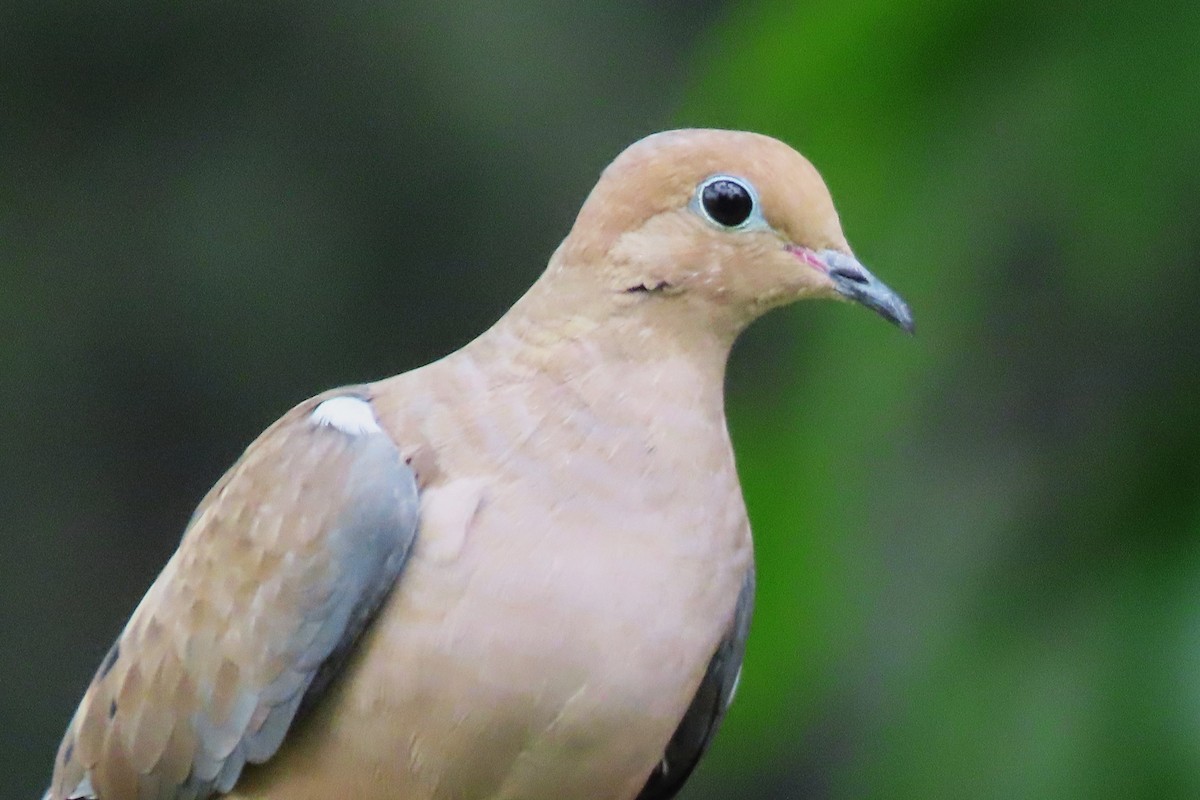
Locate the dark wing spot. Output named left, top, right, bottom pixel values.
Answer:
left=98, top=640, right=120, bottom=679
left=108, top=700, right=117, bottom=719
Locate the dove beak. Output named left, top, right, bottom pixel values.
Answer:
left=816, top=249, right=915, bottom=334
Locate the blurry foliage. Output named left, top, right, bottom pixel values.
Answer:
left=682, top=1, right=1200, bottom=798
left=4, top=1, right=1200, bottom=799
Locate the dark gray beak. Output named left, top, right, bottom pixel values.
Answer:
left=819, top=250, right=915, bottom=334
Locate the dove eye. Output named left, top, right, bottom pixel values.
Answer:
left=697, top=175, right=756, bottom=229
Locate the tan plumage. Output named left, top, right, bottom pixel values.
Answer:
left=48, top=129, right=911, bottom=800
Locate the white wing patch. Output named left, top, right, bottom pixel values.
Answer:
left=726, top=665, right=742, bottom=710
left=310, top=396, right=383, bottom=436
left=63, top=774, right=94, bottom=799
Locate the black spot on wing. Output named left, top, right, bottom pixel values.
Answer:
left=97, top=639, right=120, bottom=679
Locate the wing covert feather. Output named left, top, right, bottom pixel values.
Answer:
left=50, top=392, right=420, bottom=800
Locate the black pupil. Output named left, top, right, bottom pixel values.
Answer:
left=701, top=179, right=753, bottom=227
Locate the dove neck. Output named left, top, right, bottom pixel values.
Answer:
left=458, top=275, right=734, bottom=425
left=481, top=264, right=734, bottom=379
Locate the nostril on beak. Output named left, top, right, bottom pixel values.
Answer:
left=828, top=265, right=868, bottom=284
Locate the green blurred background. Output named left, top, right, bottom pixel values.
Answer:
left=5, top=1, right=1200, bottom=797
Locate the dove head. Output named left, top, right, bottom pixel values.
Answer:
left=544, top=129, right=913, bottom=344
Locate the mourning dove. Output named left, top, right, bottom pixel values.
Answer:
left=47, top=129, right=912, bottom=800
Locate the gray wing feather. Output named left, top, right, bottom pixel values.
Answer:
left=50, top=392, right=420, bottom=800
left=193, top=428, right=419, bottom=798
left=637, top=566, right=755, bottom=800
